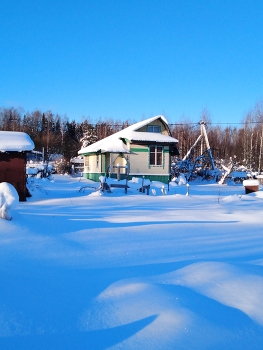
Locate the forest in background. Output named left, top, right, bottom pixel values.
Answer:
left=1, top=101, right=263, bottom=172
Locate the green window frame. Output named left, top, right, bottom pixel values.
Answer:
left=147, top=125, right=161, bottom=133
left=149, top=145, right=163, bottom=166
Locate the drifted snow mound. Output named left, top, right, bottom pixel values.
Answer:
left=172, top=173, right=187, bottom=185
left=0, top=182, right=19, bottom=220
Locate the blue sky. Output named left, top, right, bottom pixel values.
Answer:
left=1, top=0, right=263, bottom=125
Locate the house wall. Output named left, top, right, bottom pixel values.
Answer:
left=136, top=119, right=170, bottom=135
left=82, top=153, right=129, bottom=182
left=0, top=152, right=27, bottom=201
left=82, top=144, right=172, bottom=183
left=108, top=154, right=127, bottom=175
left=83, top=154, right=102, bottom=181
left=129, top=144, right=171, bottom=183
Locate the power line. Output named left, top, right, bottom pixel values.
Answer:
left=169, top=121, right=263, bottom=126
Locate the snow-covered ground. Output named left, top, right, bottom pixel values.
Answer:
left=1, top=175, right=263, bottom=349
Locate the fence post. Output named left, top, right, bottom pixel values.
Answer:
left=117, top=163, right=120, bottom=181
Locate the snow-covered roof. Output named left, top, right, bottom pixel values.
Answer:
left=71, top=156, right=84, bottom=164
left=243, top=179, right=259, bottom=186
left=0, top=131, right=35, bottom=152
left=123, top=130, right=177, bottom=143
left=79, top=115, right=178, bottom=155
left=229, top=171, right=248, bottom=178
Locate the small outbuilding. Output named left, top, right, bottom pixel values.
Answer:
left=243, top=179, right=259, bottom=194
left=0, top=131, right=35, bottom=201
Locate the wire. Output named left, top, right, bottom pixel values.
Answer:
left=169, top=121, right=263, bottom=126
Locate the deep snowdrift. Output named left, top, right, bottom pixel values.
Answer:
left=0, top=175, right=263, bottom=349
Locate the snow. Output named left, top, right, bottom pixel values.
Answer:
left=1, top=175, right=263, bottom=349
left=79, top=115, right=178, bottom=155
left=230, top=171, right=248, bottom=178
left=71, top=156, right=84, bottom=164
left=100, top=138, right=130, bottom=154
left=122, top=130, right=179, bottom=143
left=243, top=179, right=259, bottom=186
left=0, top=182, right=19, bottom=220
left=80, top=135, right=131, bottom=154
left=0, top=131, right=34, bottom=152
left=26, top=167, right=39, bottom=175
left=171, top=173, right=187, bottom=185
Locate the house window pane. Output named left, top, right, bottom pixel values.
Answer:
left=147, top=126, right=153, bottom=132
left=147, top=125, right=161, bottom=133
left=149, top=146, right=163, bottom=166
left=150, top=152, right=155, bottom=164
left=156, top=152, right=162, bottom=165
left=149, top=146, right=155, bottom=165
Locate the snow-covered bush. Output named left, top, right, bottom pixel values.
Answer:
left=26, top=162, right=54, bottom=178
left=52, top=157, right=71, bottom=174
left=171, top=173, right=187, bottom=185
left=0, top=182, right=19, bottom=220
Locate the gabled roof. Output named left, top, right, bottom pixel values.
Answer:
left=78, top=115, right=178, bottom=155
left=0, top=131, right=35, bottom=152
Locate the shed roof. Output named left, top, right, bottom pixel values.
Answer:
left=0, top=131, right=35, bottom=152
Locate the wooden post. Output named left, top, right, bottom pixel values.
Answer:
left=125, top=166, right=128, bottom=194
left=117, top=163, right=120, bottom=180
left=186, top=183, right=190, bottom=196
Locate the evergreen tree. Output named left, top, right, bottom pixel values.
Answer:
left=80, top=123, right=98, bottom=148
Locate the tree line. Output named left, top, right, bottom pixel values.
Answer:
left=1, top=102, right=263, bottom=172
left=170, top=102, right=263, bottom=172
left=0, top=107, right=132, bottom=162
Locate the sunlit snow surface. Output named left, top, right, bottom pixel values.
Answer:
left=1, top=175, right=263, bottom=349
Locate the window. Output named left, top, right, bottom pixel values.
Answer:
left=84, top=156, right=89, bottom=167
left=84, top=156, right=90, bottom=170
left=96, top=154, right=99, bottom=168
left=149, top=146, right=163, bottom=166
left=147, top=125, right=161, bottom=133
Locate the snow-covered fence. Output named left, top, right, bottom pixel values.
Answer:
left=97, top=176, right=151, bottom=194
left=129, top=177, right=150, bottom=195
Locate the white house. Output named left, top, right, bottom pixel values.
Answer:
left=78, top=115, right=179, bottom=184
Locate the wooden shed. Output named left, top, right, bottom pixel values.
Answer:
left=243, top=179, right=259, bottom=194
left=0, top=131, right=35, bottom=201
